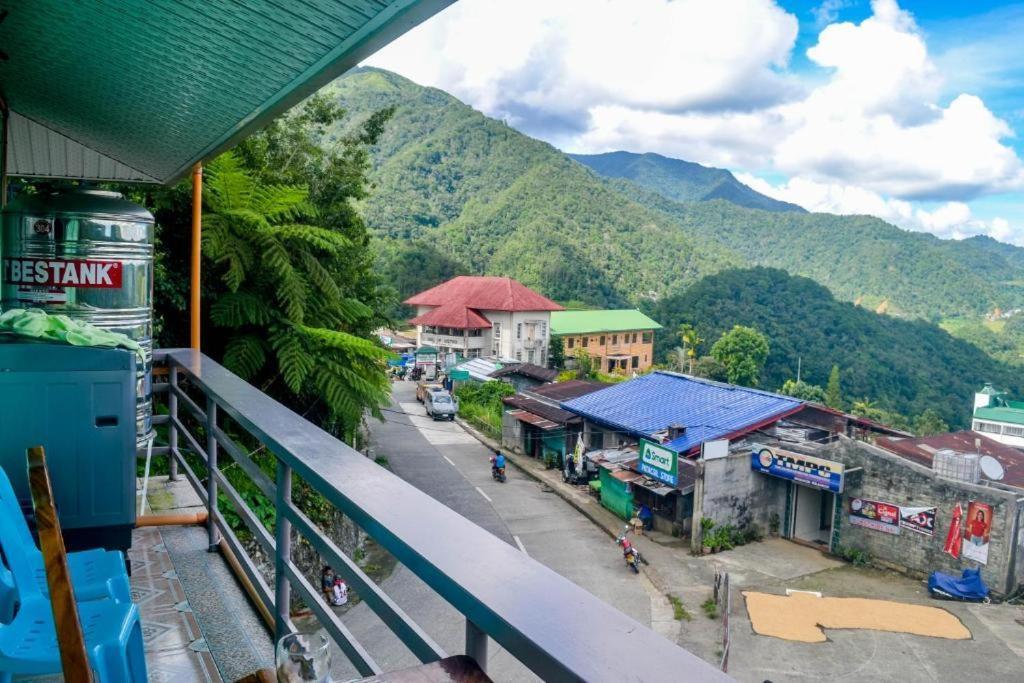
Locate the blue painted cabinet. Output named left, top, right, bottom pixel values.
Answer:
left=0, top=342, right=136, bottom=551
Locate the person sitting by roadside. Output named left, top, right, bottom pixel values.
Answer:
left=331, top=577, right=349, bottom=606
left=321, top=566, right=334, bottom=604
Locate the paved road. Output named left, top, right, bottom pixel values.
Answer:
left=331, top=381, right=653, bottom=682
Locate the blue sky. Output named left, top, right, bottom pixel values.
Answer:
left=369, top=1, right=1024, bottom=244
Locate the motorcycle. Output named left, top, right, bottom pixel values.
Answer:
left=491, top=465, right=507, bottom=483
left=616, top=531, right=647, bottom=574
left=624, top=548, right=640, bottom=574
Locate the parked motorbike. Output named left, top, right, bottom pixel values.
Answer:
left=491, top=465, right=507, bottom=483
left=624, top=548, right=640, bottom=573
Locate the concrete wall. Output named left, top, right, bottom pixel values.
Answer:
left=822, top=438, right=1024, bottom=594
left=700, top=450, right=781, bottom=531
left=501, top=410, right=525, bottom=454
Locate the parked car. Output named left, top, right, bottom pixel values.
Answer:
left=425, top=391, right=458, bottom=421
left=416, top=382, right=444, bottom=403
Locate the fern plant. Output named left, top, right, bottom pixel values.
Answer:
left=202, top=151, right=391, bottom=434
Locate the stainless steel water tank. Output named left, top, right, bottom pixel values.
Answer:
left=1, top=188, right=155, bottom=444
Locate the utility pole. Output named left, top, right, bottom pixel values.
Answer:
left=797, top=356, right=802, bottom=384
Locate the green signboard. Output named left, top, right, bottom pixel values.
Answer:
left=450, top=369, right=470, bottom=381
left=639, top=439, right=678, bottom=487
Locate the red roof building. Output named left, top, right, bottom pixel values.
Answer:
left=405, top=276, right=563, bottom=315
left=404, top=277, right=564, bottom=364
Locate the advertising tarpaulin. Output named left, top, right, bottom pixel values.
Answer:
left=943, top=503, right=962, bottom=559
left=849, top=497, right=900, bottom=535
left=962, top=501, right=993, bottom=565
left=750, top=444, right=844, bottom=493
left=899, top=506, right=937, bottom=537
left=639, top=439, right=678, bottom=487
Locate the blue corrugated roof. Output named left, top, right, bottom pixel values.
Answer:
left=561, top=372, right=803, bottom=453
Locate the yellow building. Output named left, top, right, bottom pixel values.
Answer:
left=551, top=309, right=663, bottom=374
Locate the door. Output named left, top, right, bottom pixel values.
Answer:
left=791, top=485, right=833, bottom=546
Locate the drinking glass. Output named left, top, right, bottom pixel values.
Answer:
left=276, top=631, right=331, bottom=682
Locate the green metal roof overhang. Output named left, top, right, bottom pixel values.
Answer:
left=0, top=0, right=454, bottom=185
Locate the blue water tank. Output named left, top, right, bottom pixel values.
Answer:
left=0, top=341, right=136, bottom=552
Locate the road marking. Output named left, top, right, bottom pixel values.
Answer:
left=514, top=535, right=529, bottom=556
left=475, top=486, right=492, bottom=503
left=443, top=455, right=456, bottom=467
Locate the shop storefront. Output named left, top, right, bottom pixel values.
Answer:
left=751, top=444, right=845, bottom=550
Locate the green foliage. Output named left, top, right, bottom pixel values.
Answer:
left=549, top=334, right=566, bottom=369
left=692, top=355, right=729, bottom=382
left=710, top=325, right=769, bottom=387
left=780, top=379, right=827, bottom=403
left=834, top=545, right=871, bottom=566
left=667, top=594, right=692, bottom=622
left=913, top=408, right=949, bottom=437
left=649, top=268, right=1024, bottom=428
left=825, top=365, right=843, bottom=410
left=701, top=597, right=719, bottom=619
left=571, top=348, right=597, bottom=380
left=151, top=94, right=396, bottom=437
left=454, top=381, right=514, bottom=440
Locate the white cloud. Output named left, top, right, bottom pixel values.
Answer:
left=737, top=173, right=1021, bottom=244
left=368, top=0, right=800, bottom=136
left=368, top=0, right=1024, bottom=239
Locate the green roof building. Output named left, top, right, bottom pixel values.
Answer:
left=551, top=309, right=663, bottom=375
left=972, top=384, right=1024, bottom=447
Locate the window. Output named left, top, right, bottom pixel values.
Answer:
left=517, top=323, right=522, bottom=340
left=582, top=336, right=588, bottom=348
left=539, top=321, right=547, bottom=337
left=516, top=351, right=522, bottom=360
left=974, top=420, right=1001, bottom=434
left=1004, top=424, right=1024, bottom=437
left=468, top=348, right=481, bottom=358
left=642, top=331, right=652, bottom=344
left=631, top=356, right=639, bottom=368
left=633, top=333, right=639, bottom=343
left=644, top=354, right=648, bottom=363
left=588, top=429, right=604, bottom=449
left=527, top=350, right=535, bottom=363
left=468, top=328, right=482, bottom=337
left=541, top=349, right=547, bottom=365
left=599, top=335, right=606, bottom=345
left=567, top=337, right=575, bottom=349
left=611, top=334, right=618, bottom=345
left=493, top=322, right=502, bottom=338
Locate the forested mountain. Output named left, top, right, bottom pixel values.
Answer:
left=328, top=69, right=737, bottom=308
left=330, top=68, right=1024, bottom=321
left=570, top=151, right=804, bottom=213
left=646, top=268, right=1024, bottom=428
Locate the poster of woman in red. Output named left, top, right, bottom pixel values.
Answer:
left=962, top=501, right=993, bottom=565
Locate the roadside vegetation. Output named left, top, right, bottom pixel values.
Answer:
left=454, top=381, right=515, bottom=440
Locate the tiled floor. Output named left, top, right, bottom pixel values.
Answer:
left=129, top=525, right=274, bottom=682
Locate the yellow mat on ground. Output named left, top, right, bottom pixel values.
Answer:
left=743, top=591, right=971, bottom=643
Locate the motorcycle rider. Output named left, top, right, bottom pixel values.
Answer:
left=490, top=449, right=506, bottom=476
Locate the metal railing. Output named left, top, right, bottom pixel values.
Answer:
left=151, top=348, right=729, bottom=682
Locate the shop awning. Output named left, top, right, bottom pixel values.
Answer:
left=509, top=410, right=560, bottom=431
left=1, top=0, right=454, bottom=185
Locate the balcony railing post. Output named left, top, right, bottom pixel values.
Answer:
left=206, top=396, right=219, bottom=551
left=465, top=619, right=488, bottom=673
left=274, top=460, right=293, bottom=640
left=168, top=365, right=179, bottom=481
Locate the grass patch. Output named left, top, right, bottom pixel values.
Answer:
left=667, top=594, right=691, bottom=621
left=374, top=454, right=390, bottom=468
left=701, top=597, right=718, bottom=620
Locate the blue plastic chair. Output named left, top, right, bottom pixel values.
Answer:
left=0, top=470, right=147, bottom=682
left=0, top=468, right=130, bottom=622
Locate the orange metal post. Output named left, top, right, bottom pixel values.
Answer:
left=190, top=162, right=202, bottom=349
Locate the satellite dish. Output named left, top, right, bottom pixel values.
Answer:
left=979, top=455, right=1005, bottom=481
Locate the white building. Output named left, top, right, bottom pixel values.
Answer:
left=972, top=384, right=1024, bottom=449
left=404, top=276, right=563, bottom=365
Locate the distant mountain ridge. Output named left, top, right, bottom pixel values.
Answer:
left=331, top=67, right=1024, bottom=320
left=570, top=151, right=805, bottom=213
